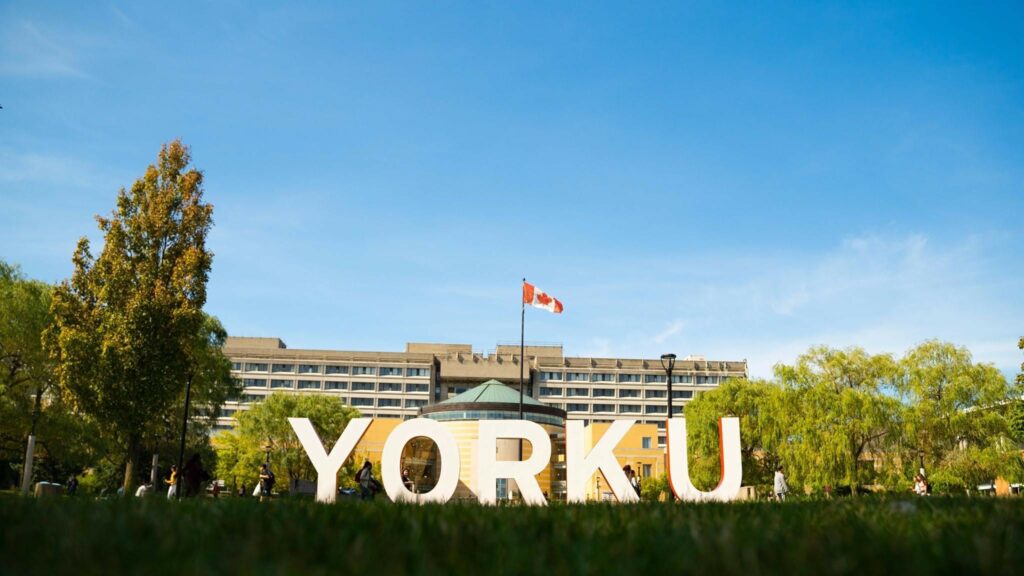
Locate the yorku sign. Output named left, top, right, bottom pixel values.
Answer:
left=289, top=417, right=742, bottom=505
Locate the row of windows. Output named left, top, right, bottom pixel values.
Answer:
left=350, top=397, right=427, bottom=409
left=562, top=403, right=687, bottom=414
left=233, top=362, right=430, bottom=377
left=538, top=371, right=728, bottom=385
left=538, top=387, right=693, bottom=399
left=242, top=379, right=429, bottom=393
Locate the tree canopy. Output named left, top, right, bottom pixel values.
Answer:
left=215, top=393, right=361, bottom=493
left=684, top=341, right=1023, bottom=496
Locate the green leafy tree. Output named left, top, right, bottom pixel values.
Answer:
left=897, top=340, right=1021, bottom=494
left=46, top=140, right=214, bottom=492
left=684, top=378, right=788, bottom=492
left=0, top=261, right=55, bottom=486
left=1012, top=338, right=1024, bottom=443
left=774, top=346, right=903, bottom=495
left=214, top=393, right=361, bottom=493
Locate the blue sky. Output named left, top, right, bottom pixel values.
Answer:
left=2, top=1, right=1022, bottom=378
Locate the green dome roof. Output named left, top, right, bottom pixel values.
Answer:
left=438, top=379, right=546, bottom=407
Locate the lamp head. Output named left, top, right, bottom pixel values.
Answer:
left=660, top=353, right=677, bottom=372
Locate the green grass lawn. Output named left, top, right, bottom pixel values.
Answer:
left=1, top=495, right=1021, bottom=576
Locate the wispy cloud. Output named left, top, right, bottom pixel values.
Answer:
left=566, top=232, right=1023, bottom=379
left=0, top=21, right=93, bottom=79
left=652, top=319, right=684, bottom=345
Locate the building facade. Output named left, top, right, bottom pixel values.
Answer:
left=219, top=336, right=748, bottom=448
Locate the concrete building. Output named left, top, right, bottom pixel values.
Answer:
left=219, top=336, right=748, bottom=448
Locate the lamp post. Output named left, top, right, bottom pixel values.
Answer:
left=660, top=353, right=677, bottom=418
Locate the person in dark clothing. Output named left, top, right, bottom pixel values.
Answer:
left=182, top=454, right=210, bottom=497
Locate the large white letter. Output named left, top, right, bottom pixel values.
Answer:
left=380, top=418, right=461, bottom=504
left=477, top=420, right=551, bottom=506
left=289, top=417, right=372, bottom=503
left=566, top=419, right=639, bottom=503
left=666, top=417, right=742, bottom=502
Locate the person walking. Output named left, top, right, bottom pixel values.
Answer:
left=774, top=466, right=789, bottom=501
left=356, top=460, right=377, bottom=500
left=165, top=465, right=178, bottom=499
left=66, top=475, right=78, bottom=496
left=629, top=469, right=641, bottom=498
left=258, top=463, right=275, bottom=502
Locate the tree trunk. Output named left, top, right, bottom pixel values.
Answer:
left=122, top=437, right=140, bottom=495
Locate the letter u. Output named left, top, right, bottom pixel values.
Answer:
left=666, top=417, right=742, bottom=502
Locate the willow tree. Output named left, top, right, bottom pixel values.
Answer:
left=774, top=346, right=903, bottom=494
left=897, top=340, right=1022, bottom=493
left=47, top=140, right=213, bottom=492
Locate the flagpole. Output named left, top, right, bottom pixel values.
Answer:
left=519, top=278, right=526, bottom=465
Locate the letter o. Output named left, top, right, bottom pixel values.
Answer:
left=381, top=418, right=461, bottom=504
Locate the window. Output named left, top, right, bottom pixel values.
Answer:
left=352, top=366, right=376, bottom=376
left=671, top=406, right=683, bottom=415
left=591, top=373, right=614, bottom=382
left=377, top=398, right=401, bottom=408
left=697, top=376, right=717, bottom=385
left=379, top=382, right=402, bottom=392
left=297, top=380, right=321, bottom=390
left=231, top=362, right=242, bottom=371
left=618, top=404, right=641, bottom=414
left=671, top=390, right=693, bottom=399
left=658, top=436, right=666, bottom=446
left=566, top=388, right=589, bottom=397
left=645, top=374, right=666, bottom=383
left=324, top=381, right=347, bottom=391
left=645, top=390, right=666, bottom=399
left=379, top=367, right=403, bottom=376
left=351, top=397, right=374, bottom=407
left=539, top=371, right=563, bottom=382
left=645, top=405, right=666, bottom=414
left=405, top=383, right=429, bottom=393
left=245, top=363, right=267, bottom=372
left=406, top=367, right=430, bottom=377
left=565, top=372, right=589, bottom=382
left=241, top=394, right=264, bottom=403
left=221, top=408, right=237, bottom=417
left=593, top=404, right=615, bottom=413
left=242, top=378, right=267, bottom=388
left=270, top=379, right=293, bottom=389
left=539, top=387, right=562, bottom=397
left=618, top=389, right=640, bottom=398
left=405, top=399, right=427, bottom=408
left=592, top=388, right=614, bottom=397
left=642, top=437, right=652, bottom=449
left=643, top=464, right=652, bottom=477
left=672, top=374, right=693, bottom=384
left=566, top=403, right=589, bottom=412
left=298, top=364, right=321, bottom=374
left=271, top=363, right=294, bottom=373
left=352, top=382, right=375, bottom=392
left=325, top=365, right=349, bottom=375
left=618, top=373, right=641, bottom=383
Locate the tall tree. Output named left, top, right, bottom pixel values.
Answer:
left=897, top=340, right=1022, bottom=493
left=47, top=140, right=214, bottom=492
left=774, top=346, right=903, bottom=494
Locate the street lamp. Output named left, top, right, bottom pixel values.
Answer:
left=660, top=353, right=677, bottom=418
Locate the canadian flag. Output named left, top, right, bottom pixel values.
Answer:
left=523, top=281, right=564, bottom=314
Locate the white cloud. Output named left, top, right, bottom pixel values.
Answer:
left=567, top=232, right=1022, bottom=379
